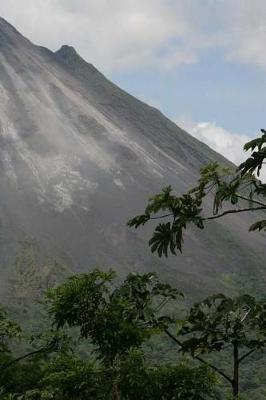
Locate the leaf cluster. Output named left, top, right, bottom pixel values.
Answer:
left=128, top=186, right=204, bottom=256
left=128, top=130, right=266, bottom=256
left=179, top=294, right=266, bottom=357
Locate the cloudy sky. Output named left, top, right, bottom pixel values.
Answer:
left=0, top=0, right=265, bottom=165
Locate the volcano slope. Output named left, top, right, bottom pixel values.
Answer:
left=0, top=17, right=265, bottom=305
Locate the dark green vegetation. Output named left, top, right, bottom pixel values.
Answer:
left=0, top=271, right=218, bottom=399
left=0, top=269, right=265, bottom=399
left=165, top=294, right=266, bottom=398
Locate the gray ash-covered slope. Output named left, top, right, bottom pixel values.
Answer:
left=0, top=17, right=265, bottom=301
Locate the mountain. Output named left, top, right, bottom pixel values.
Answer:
left=0, top=17, right=265, bottom=304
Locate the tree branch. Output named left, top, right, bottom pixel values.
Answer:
left=194, top=355, right=233, bottom=385
left=0, top=347, right=49, bottom=372
left=238, top=348, right=255, bottom=364
left=154, top=298, right=170, bottom=313
left=164, top=329, right=233, bottom=384
left=204, top=206, right=266, bottom=221
left=236, top=194, right=266, bottom=208
left=146, top=205, right=266, bottom=224
left=150, top=213, right=174, bottom=220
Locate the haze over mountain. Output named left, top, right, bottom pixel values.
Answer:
left=0, top=17, right=265, bottom=303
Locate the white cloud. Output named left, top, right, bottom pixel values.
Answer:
left=176, top=114, right=250, bottom=165
left=176, top=114, right=266, bottom=181
left=217, top=0, right=266, bottom=69
left=0, top=0, right=206, bottom=71
left=1, top=0, right=266, bottom=71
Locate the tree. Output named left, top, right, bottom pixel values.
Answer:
left=46, top=269, right=182, bottom=399
left=128, top=130, right=266, bottom=398
left=46, top=270, right=181, bottom=364
left=164, top=293, right=266, bottom=398
left=46, top=270, right=221, bottom=399
left=128, top=130, right=266, bottom=255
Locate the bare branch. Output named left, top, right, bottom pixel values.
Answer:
left=204, top=206, right=266, bottom=221
left=241, top=307, right=251, bottom=323
left=236, top=194, right=266, bottom=208
left=0, top=347, right=48, bottom=371
left=164, top=329, right=233, bottom=384
left=238, top=349, right=255, bottom=364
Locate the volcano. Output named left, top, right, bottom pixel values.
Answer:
left=0, top=17, right=265, bottom=303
